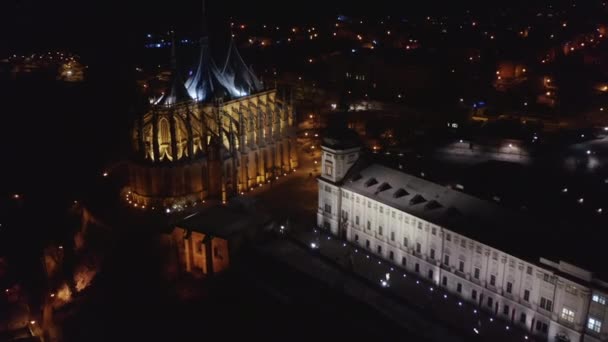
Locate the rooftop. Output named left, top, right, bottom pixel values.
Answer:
left=175, top=201, right=266, bottom=239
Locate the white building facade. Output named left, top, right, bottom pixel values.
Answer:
left=317, top=142, right=608, bottom=342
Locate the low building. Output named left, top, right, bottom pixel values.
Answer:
left=317, top=132, right=608, bottom=342
left=166, top=200, right=270, bottom=276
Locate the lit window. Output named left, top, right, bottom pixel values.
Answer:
left=561, top=307, right=575, bottom=323
left=588, top=317, right=602, bottom=333
left=592, top=294, right=607, bottom=305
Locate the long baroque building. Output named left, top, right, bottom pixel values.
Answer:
left=317, top=133, right=608, bottom=342
left=127, top=22, right=297, bottom=210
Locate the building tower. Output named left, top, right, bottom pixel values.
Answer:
left=317, top=129, right=361, bottom=237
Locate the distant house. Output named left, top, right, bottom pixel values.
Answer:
left=166, top=200, right=270, bottom=277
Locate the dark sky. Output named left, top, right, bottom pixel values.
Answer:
left=1, top=0, right=593, bottom=55
left=0, top=0, right=487, bottom=53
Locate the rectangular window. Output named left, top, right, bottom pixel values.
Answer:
left=415, top=263, right=420, bottom=273
left=390, top=231, right=395, bottom=241
left=324, top=185, right=331, bottom=192
left=459, top=261, right=464, bottom=272
left=432, top=227, right=436, bottom=235
left=472, top=289, right=477, bottom=300
left=430, top=249, right=435, bottom=260
left=542, top=323, right=548, bottom=333
left=492, top=252, right=498, bottom=260
left=506, top=282, right=513, bottom=294
left=403, top=237, right=408, bottom=247
left=474, top=267, right=480, bottom=279
left=520, top=313, right=527, bottom=324
left=444, top=255, right=450, bottom=265
left=196, top=241, right=203, bottom=254
left=490, top=274, right=496, bottom=286
left=389, top=251, right=394, bottom=260
left=213, top=246, right=221, bottom=258
left=366, top=240, right=370, bottom=249
left=416, top=243, right=421, bottom=253
left=417, top=222, right=423, bottom=229
left=523, top=289, right=530, bottom=302
left=380, top=206, right=384, bottom=213
left=503, top=304, right=510, bottom=315
left=377, top=245, right=382, bottom=254
left=540, top=297, right=553, bottom=312
left=401, top=257, right=406, bottom=266
left=367, top=221, right=371, bottom=230
left=460, top=239, right=466, bottom=248
left=561, top=307, right=575, bottom=323
left=355, top=234, right=359, bottom=241
left=446, top=233, right=451, bottom=241
left=325, top=161, right=333, bottom=176
left=592, top=294, right=607, bottom=305
left=487, top=297, right=493, bottom=308
left=442, top=276, right=447, bottom=286
left=378, top=226, right=383, bottom=235
left=526, top=266, right=533, bottom=275
left=324, top=204, right=332, bottom=214
left=536, top=321, right=542, bottom=331
left=428, top=269, right=433, bottom=279
left=367, top=201, right=371, bottom=208
left=391, top=211, right=395, bottom=218
left=457, top=283, right=462, bottom=293
left=588, top=317, right=602, bottom=333
left=355, top=216, right=360, bottom=225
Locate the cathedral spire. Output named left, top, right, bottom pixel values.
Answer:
left=201, top=0, right=208, bottom=40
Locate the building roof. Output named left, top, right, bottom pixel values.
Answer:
left=340, top=163, right=606, bottom=282
left=321, top=127, right=362, bottom=150
left=185, top=38, right=263, bottom=103
left=176, top=202, right=265, bottom=239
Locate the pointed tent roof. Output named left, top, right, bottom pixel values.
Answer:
left=155, top=33, right=193, bottom=106
left=216, top=38, right=263, bottom=98
left=185, top=37, right=222, bottom=102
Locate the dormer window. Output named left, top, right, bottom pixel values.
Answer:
left=409, top=194, right=426, bottom=205
left=393, top=188, right=409, bottom=198
left=364, top=177, right=378, bottom=187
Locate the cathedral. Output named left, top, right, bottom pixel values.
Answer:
left=126, top=10, right=298, bottom=210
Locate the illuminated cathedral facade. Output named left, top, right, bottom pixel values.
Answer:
left=127, top=20, right=298, bottom=210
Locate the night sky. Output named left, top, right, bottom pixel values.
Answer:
left=1, top=0, right=542, bottom=54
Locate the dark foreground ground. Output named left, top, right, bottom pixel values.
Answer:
left=58, top=229, right=413, bottom=342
